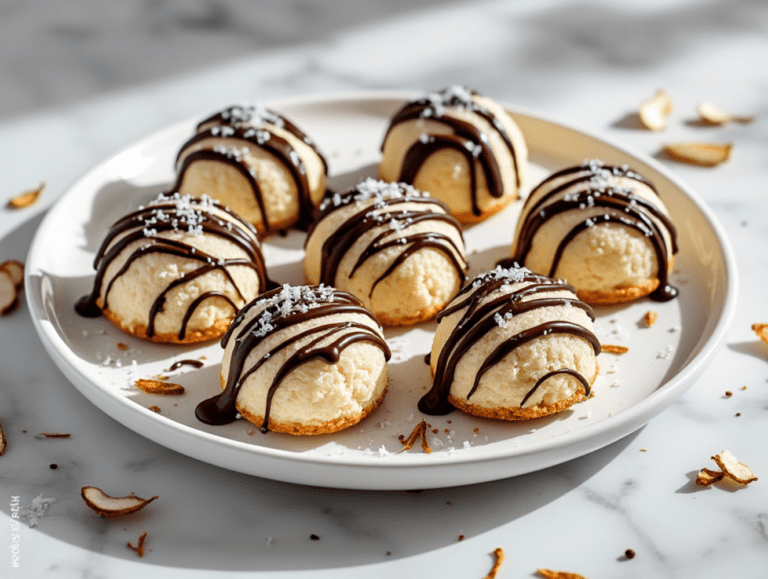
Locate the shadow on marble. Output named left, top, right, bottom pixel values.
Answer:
left=726, top=340, right=768, bottom=362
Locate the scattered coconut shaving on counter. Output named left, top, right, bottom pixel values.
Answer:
left=483, top=548, right=505, bottom=579
left=695, top=450, right=757, bottom=487
left=398, top=420, right=431, bottom=453
left=644, top=311, right=658, bottom=327
left=602, top=344, right=629, bottom=354
left=0, top=421, right=6, bottom=456
left=135, top=378, right=185, bottom=395
left=751, top=323, right=768, bottom=344
left=81, top=486, right=158, bottom=517
left=6, top=182, right=45, bottom=209
left=663, top=142, right=732, bottom=166
left=20, top=494, right=56, bottom=528
left=36, top=432, right=71, bottom=439
left=127, top=532, right=148, bottom=557
left=537, top=569, right=587, bottom=579
left=697, top=101, right=755, bottom=125
left=639, top=89, right=673, bottom=131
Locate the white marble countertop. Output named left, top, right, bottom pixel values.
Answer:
left=2, top=1, right=768, bottom=577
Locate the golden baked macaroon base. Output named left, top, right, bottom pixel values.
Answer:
left=574, top=257, right=675, bottom=306
left=102, top=308, right=233, bottom=344
left=446, top=365, right=598, bottom=421
left=375, top=301, right=450, bottom=327
left=449, top=192, right=517, bottom=226
left=235, top=386, right=388, bottom=436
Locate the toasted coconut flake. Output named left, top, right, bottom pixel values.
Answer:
left=663, top=142, right=732, bottom=167
left=697, top=101, right=755, bottom=125
left=751, top=323, right=768, bottom=344
left=398, top=420, right=431, bottom=453
left=712, top=450, right=758, bottom=485
left=537, top=569, right=587, bottom=579
left=696, top=468, right=724, bottom=486
left=0, top=421, right=6, bottom=456
left=127, top=532, right=148, bottom=557
left=149, top=405, right=161, bottom=413
left=0, top=270, right=18, bottom=315
left=602, top=344, right=629, bottom=354
left=135, top=378, right=185, bottom=396
left=484, top=548, right=505, bottom=579
left=36, top=432, right=71, bottom=439
left=81, top=486, right=158, bottom=517
left=644, top=311, right=658, bottom=327
left=639, top=89, right=674, bottom=131
left=7, top=182, right=45, bottom=209
left=0, top=260, right=24, bottom=289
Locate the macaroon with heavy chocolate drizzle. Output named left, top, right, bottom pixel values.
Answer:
left=378, top=86, right=528, bottom=224
left=196, top=284, right=391, bottom=435
left=75, top=191, right=268, bottom=344
left=503, top=159, right=678, bottom=305
left=304, top=179, right=468, bottom=326
left=174, top=104, right=328, bottom=236
left=420, top=266, right=600, bottom=420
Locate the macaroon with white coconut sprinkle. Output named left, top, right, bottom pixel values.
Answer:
left=304, top=178, right=468, bottom=326
left=174, top=104, right=328, bottom=236
left=378, top=86, right=528, bottom=223
left=420, top=265, right=600, bottom=420
left=504, top=159, right=678, bottom=304
left=75, top=191, right=268, bottom=343
left=196, top=284, right=391, bottom=435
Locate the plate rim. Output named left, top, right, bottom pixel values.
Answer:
left=25, top=89, right=738, bottom=488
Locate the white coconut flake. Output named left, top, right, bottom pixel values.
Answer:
left=20, top=494, right=56, bottom=528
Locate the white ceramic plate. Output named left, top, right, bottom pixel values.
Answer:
left=26, top=92, right=737, bottom=490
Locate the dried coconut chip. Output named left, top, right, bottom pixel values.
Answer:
left=398, top=420, right=431, bottom=453
left=602, top=344, right=629, bottom=354
left=663, top=142, right=732, bottom=167
left=36, top=432, right=71, bottom=439
left=483, top=548, right=505, bottom=579
left=135, top=378, right=185, bottom=396
left=81, top=486, right=158, bottom=517
left=127, top=532, right=148, bottom=557
left=644, top=311, right=658, bottom=327
left=639, top=89, right=673, bottom=131
left=711, top=450, right=758, bottom=485
left=537, top=569, right=588, bottom=579
left=0, top=260, right=24, bottom=289
left=751, top=323, right=768, bottom=344
left=0, top=270, right=17, bottom=315
left=7, top=182, right=45, bottom=209
left=0, top=421, right=6, bottom=456
left=695, top=468, right=725, bottom=486
left=697, top=101, right=755, bottom=125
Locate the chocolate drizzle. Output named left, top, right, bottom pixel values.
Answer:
left=175, top=105, right=328, bottom=232
left=308, top=180, right=467, bottom=294
left=382, top=87, right=522, bottom=217
left=506, top=161, right=679, bottom=302
left=75, top=193, right=268, bottom=340
left=418, top=268, right=599, bottom=416
left=195, top=285, right=391, bottom=432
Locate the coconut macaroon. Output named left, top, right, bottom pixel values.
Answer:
left=419, top=266, right=600, bottom=421
left=195, top=285, right=391, bottom=435
left=304, top=179, right=468, bottom=326
left=506, top=159, right=679, bottom=305
left=75, top=192, right=268, bottom=343
left=174, top=104, right=328, bottom=236
left=378, top=86, right=528, bottom=224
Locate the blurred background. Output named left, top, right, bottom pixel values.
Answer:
left=2, top=0, right=766, bottom=122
